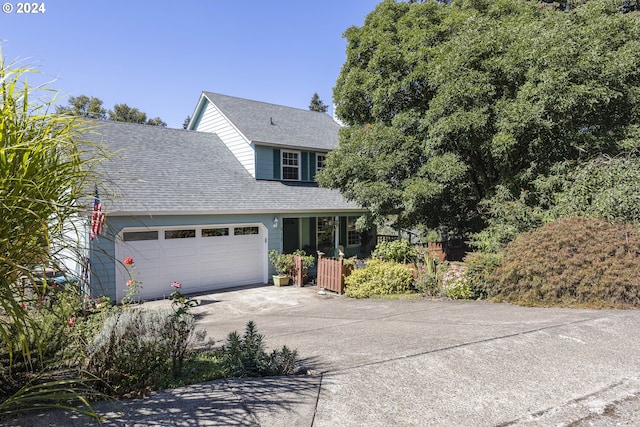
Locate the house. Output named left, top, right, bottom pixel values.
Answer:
left=85, top=92, right=374, bottom=301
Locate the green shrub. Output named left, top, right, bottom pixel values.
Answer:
left=86, top=306, right=204, bottom=397
left=268, top=250, right=294, bottom=275
left=442, top=277, right=474, bottom=300
left=371, top=240, right=417, bottom=264
left=412, top=255, right=440, bottom=295
left=219, top=321, right=297, bottom=377
left=489, top=217, right=640, bottom=307
left=462, top=251, right=504, bottom=300
left=345, top=259, right=414, bottom=298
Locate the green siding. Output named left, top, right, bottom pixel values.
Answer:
left=255, top=145, right=275, bottom=179
left=258, top=148, right=320, bottom=182
left=273, top=148, right=281, bottom=180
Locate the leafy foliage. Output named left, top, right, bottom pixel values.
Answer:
left=461, top=251, right=503, bottom=300
left=344, top=259, right=414, bottom=298
left=412, top=250, right=440, bottom=295
left=55, top=95, right=106, bottom=119
left=488, top=217, right=640, bottom=307
left=219, top=321, right=297, bottom=377
left=268, top=250, right=295, bottom=275
left=85, top=305, right=205, bottom=397
left=553, top=155, right=640, bottom=224
left=56, top=94, right=167, bottom=126
left=0, top=55, right=102, bottom=418
left=372, top=240, right=417, bottom=263
left=319, top=0, right=640, bottom=235
left=442, top=277, right=474, bottom=300
left=109, top=103, right=167, bottom=127
left=309, top=92, right=328, bottom=113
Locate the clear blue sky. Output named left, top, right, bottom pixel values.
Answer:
left=1, top=0, right=381, bottom=128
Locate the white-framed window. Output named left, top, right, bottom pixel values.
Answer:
left=316, top=153, right=326, bottom=172
left=281, top=150, right=300, bottom=181
left=347, top=216, right=360, bottom=246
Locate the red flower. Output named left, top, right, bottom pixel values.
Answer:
left=20, top=303, right=26, bottom=310
left=67, top=317, right=76, bottom=327
left=126, top=280, right=135, bottom=287
left=171, top=281, right=182, bottom=289
left=124, top=257, right=134, bottom=265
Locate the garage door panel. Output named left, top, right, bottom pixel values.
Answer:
left=117, top=224, right=265, bottom=301
left=200, top=245, right=230, bottom=256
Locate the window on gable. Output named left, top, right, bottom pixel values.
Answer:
left=316, top=154, right=326, bottom=172
left=281, top=150, right=300, bottom=180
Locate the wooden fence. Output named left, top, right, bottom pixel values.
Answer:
left=291, top=255, right=304, bottom=287
left=316, top=254, right=353, bottom=294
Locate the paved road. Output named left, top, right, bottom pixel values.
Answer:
left=6, top=284, right=640, bottom=426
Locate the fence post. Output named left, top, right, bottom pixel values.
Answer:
left=293, top=255, right=303, bottom=287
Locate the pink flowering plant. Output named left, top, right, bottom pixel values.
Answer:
left=121, top=257, right=142, bottom=304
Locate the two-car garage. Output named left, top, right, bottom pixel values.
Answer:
left=114, top=224, right=268, bottom=301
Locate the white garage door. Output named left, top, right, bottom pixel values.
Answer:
left=115, top=224, right=267, bottom=301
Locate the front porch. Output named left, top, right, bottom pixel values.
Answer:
left=280, top=215, right=375, bottom=260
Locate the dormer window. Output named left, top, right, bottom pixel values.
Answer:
left=282, top=150, right=300, bottom=180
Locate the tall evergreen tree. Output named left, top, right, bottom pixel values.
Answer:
left=309, top=92, right=328, bottom=113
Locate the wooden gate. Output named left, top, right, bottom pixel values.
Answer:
left=316, top=254, right=353, bottom=294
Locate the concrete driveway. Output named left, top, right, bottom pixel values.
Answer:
left=7, top=284, right=640, bottom=426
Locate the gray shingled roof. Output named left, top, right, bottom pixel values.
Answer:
left=202, top=92, right=341, bottom=151
left=84, top=120, right=361, bottom=215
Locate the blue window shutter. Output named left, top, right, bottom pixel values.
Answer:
left=340, top=216, right=347, bottom=246
left=310, top=153, right=317, bottom=180
left=301, top=152, right=309, bottom=181
left=273, top=148, right=281, bottom=180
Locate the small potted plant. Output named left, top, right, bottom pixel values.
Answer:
left=269, top=250, right=294, bottom=286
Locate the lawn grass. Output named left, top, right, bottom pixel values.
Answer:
left=158, top=349, right=225, bottom=390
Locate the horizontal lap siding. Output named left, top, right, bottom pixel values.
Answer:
left=194, top=102, right=255, bottom=176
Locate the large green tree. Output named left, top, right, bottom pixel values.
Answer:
left=57, top=96, right=167, bottom=127
left=55, top=95, right=106, bottom=120
left=108, top=103, right=166, bottom=127
left=318, top=0, right=640, bottom=235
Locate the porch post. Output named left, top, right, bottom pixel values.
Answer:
left=334, top=216, right=339, bottom=258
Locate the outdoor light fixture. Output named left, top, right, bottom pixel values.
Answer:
left=273, top=217, right=279, bottom=229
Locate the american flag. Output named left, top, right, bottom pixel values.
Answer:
left=90, top=185, right=104, bottom=241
